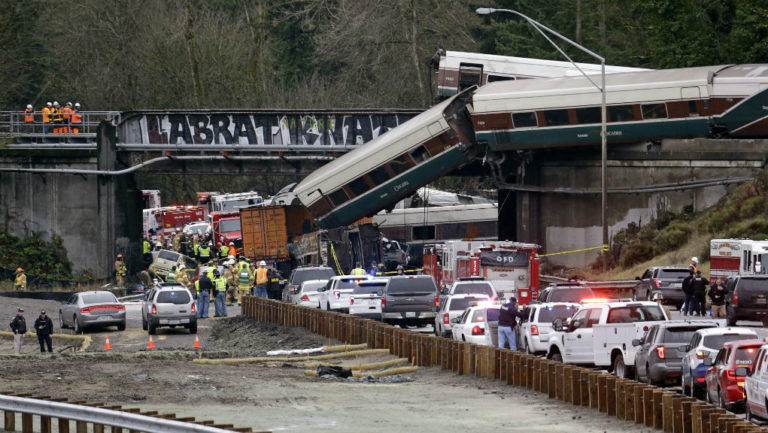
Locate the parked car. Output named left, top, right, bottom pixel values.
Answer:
left=59, top=291, right=126, bottom=333
left=635, top=266, right=691, bottom=309
left=151, top=249, right=199, bottom=279
left=434, top=294, right=491, bottom=338
left=725, top=276, right=768, bottom=326
left=704, top=338, right=763, bottom=410
left=537, top=284, right=595, bottom=303
left=518, top=302, right=580, bottom=354
left=681, top=327, right=758, bottom=397
left=742, top=344, right=768, bottom=421
left=381, top=275, right=439, bottom=327
left=142, top=283, right=197, bottom=335
left=319, top=275, right=368, bottom=313
left=283, top=266, right=337, bottom=302
left=292, top=279, right=328, bottom=308
left=633, top=321, right=716, bottom=386
left=349, top=279, right=389, bottom=320
left=447, top=278, right=499, bottom=302
left=451, top=305, right=494, bottom=345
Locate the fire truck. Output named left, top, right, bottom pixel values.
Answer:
left=208, top=211, right=243, bottom=250
left=710, top=238, right=768, bottom=279
left=143, top=206, right=207, bottom=237
left=439, top=240, right=540, bottom=305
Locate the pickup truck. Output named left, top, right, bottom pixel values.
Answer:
left=546, top=301, right=670, bottom=378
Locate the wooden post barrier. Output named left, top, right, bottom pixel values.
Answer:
left=532, top=358, right=542, bottom=392
left=563, top=366, right=574, bottom=404
left=662, top=392, right=680, bottom=433
left=717, top=416, right=740, bottom=433
left=588, top=372, right=599, bottom=409
left=540, top=360, right=551, bottom=395
left=679, top=397, right=694, bottom=433
left=605, top=376, right=617, bottom=416
left=615, top=379, right=627, bottom=420
left=707, top=409, right=727, bottom=433
left=643, top=387, right=655, bottom=427
left=671, top=396, right=684, bottom=433
left=691, top=402, right=711, bottom=433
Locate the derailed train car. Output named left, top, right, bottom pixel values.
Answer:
left=295, top=64, right=768, bottom=229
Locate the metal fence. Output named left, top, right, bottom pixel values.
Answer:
left=0, top=110, right=118, bottom=143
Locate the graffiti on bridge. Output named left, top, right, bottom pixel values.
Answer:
left=137, top=113, right=417, bottom=146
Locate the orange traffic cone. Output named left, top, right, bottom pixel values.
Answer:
left=104, top=337, right=112, bottom=351
left=147, top=336, right=155, bottom=350
left=194, top=334, right=201, bottom=349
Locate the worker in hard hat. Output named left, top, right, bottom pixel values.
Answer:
left=62, top=102, right=74, bottom=134
left=236, top=260, right=253, bottom=304
left=42, top=102, right=52, bottom=134
left=213, top=269, right=228, bottom=317
left=14, top=268, right=27, bottom=291
left=689, top=257, right=699, bottom=274
left=254, top=260, right=269, bottom=298
left=71, top=102, right=82, bottom=134
left=176, top=264, right=189, bottom=288
left=115, top=254, right=127, bottom=288
left=52, top=101, right=63, bottom=134
left=24, top=104, right=34, bottom=133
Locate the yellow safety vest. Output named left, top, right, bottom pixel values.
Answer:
left=143, top=240, right=151, bottom=254
left=199, top=247, right=211, bottom=258
left=116, top=262, right=127, bottom=276
left=15, top=273, right=27, bottom=289
left=215, top=277, right=227, bottom=291
left=195, top=280, right=201, bottom=294
left=351, top=268, right=365, bottom=276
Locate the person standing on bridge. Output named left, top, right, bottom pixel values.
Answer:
left=14, top=268, right=27, bottom=291
left=115, top=254, right=127, bottom=288
left=71, top=103, right=82, bottom=134
left=42, top=102, right=52, bottom=134
left=24, top=104, right=34, bottom=133
left=10, top=308, right=27, bottom=355
left=498, top=297, right=524, bottom=351
left=34, top=310, right=54, bottom=353
left=254, top=261, right=269, bottom=298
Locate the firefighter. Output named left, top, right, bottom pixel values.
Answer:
left=167, top=265, right=177, bottom=283
left=176, top=264, right=189, bottom=288
left=237, top=262, right=253, bottom=304
left=351, top=262, right=365, bottom=276
left=115, top=254, right=127, bottom=287
left=172, top=231, right=181, bottom=252
left=14, top=268, right=27, bottom=291
left=237, top=256, right=251, bottom=274
left=198, top=243, right=212, bottom=264
left=218, top=242, right=229, bottom=260
left=42, top=102, right=52, bottom=134
left=213, top=270, right=227, bottom=317
left=254, top=261, right=269, bottom=298
left=223, top=263, right=236, bottom=306
left=396, top=265, right=405, bottom=275
left=24, top=104, right=34, bottom=133
left=71, top=103, right=82, bottom=134
left=143, top=235, right=153, bottom=269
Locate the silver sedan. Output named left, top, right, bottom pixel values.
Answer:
left=59, top=291, right=127, bottom=333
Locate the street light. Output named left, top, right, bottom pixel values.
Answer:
left=476, top=7, right=609, bottom=271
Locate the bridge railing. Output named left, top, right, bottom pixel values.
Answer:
left=0, top=110, right=119, bottom=143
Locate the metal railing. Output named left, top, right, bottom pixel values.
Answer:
left=0, top=110, right=118, bottom=142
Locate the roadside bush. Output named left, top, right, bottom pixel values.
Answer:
left=0, top=232, right=72, bottom=280
left=653, top=222, right=693, bottom=255
left=740, top=196, right=766, bottom=219
left=727, top=218, right=768, bottom=238
left=619, top=240, right=655, bottom=268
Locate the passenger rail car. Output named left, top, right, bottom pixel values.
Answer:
left=471, top=64, right=768, bottom=151
left=293, top=88, right=478, bottom=229
left=434, top=50, right=648, bottom=99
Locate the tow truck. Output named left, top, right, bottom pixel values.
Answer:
left=546, top=299, right=670, bottom=378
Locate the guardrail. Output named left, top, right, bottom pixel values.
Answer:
left=241, top=296, right=763, bottom=433
left=0, top=111, right=118, bottom=144
left=0, top=392, right=263, bottom=433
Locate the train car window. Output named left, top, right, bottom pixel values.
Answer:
left=702, top=100, right=710, bottom=110
left=413, top=225, right=436, bottom=240
left=575, top=107, right=601, bottom=124
left=608, top=105, right=635, bottom=122
left=487, top=75, right=514, bottom=82
left=328, top=189, right=350, bottom=206
left=347, top=177, right=369, bottom=197
left=388, top=155, right=413, bottom=175
left=512, top=112, right=538, bottom=128
left=688, top=101, right=698, bottom=114
left=368, top=166, right=390, bottom=185
left=543, top=109, right=570, bottom=127
left=458, top=63, right=483, bottom=91
left=641, top=103, right=668, bottom=119
left=409, top=146, right=430, bottom=164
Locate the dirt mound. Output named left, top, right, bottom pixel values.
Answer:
left=207, top=316, right=334, bottom=355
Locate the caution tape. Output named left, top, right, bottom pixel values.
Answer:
left=538, top=245, right=609, bottom=258
left=377, top=268, right=423, bottom=275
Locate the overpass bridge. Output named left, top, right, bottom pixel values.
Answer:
left=1, top=109, right=767, bottom=279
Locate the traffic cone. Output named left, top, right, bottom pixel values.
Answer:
left=194, top=334, right=201, bottom=349
left=147, top=336, right=155, bottom=350
left=104, top=337, right=112, bottom=351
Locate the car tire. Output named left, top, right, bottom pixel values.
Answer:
left=117, top=322, right=126, bottom=331
left=613, top=354, right=628, bottom=379
left=58, top=312, right=66, bottom=329
left=188, top=321, right=197, bottom=334
left=73, top=317, right=81, bottom=334
left=142, top=315, right=148, bottom=331
left=550, top=352, right=563, bottom=363
left=148, top=321, right=157, bottom=335
left=718, top=389, right=726, bottom=409
left=645, top=364, right=654, bottom=386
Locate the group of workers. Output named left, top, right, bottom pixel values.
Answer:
left=23, top=102, right=83, bottom=135
left=141, top=230, right=230, bottom=270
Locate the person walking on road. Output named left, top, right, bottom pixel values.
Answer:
left=34, top=310, right=54, bottom=353
left=498, top=297, right=524, bottom=351
left=213, top=270, right=228, bottom=317
left=14, top=268, right=27, bottom=291
left=682, top=268, right=695, bottom=316
left=197, top=271, right=213, bottom=319
left=692, top=270, right=709, bottom=317
left=709, top=278, right=728, bottom=319
left=254, top=261, right=269, bottom=298
left=10, top=308, right=27, bottom=355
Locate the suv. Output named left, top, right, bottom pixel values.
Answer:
left=633, top=321, right=716, bottom=386
left=518, top=302, right=580, bottom=354
left=435, top=294, right=491, bottom=337
left=681, top=327, right=758, bottom=397
left=151, top=249, right=199, bottom=279
left=725, top=276, right=768, bottom=326
left=447, top=279, right=499, bottom=302
left=704, top=338, right=763, bottom=411
left=142, top=283, right=197, bottom=335
left=283, top=266, right=336, bottom=301
left=635, top=266, right=691, bottom=309
left=381, top=275, right=439, bottom=327
left=319, top=275, right=368, bottom=313
left=537, top=284, right=595, bottom=303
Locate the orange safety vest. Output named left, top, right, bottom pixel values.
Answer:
left=53, top=108, right=62, bottom=123
left=42, top=107, right=51, bottom=123
left=255, top=267, right=268, bottom=285
left=62, top=107, right=73, bottom=122
left=24, top=109, right=34, bottom=123
left=72, top=109, right=82, bottom=123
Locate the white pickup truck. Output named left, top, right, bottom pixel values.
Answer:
left=546, top=301, right=670, bottom=378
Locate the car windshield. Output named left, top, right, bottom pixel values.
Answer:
left=449, top=296, right=489, bottom=311
left=293, top=269, right=335, bottom=285
left=538, top=305, right=579, bottom=322
left=606, top=305, right=666, bottom=323
left=658, top=269, right=690, bottom=279
left=387, top=277, right=437, bottom=294
left=663, top=326, right=715, bottom=343
left=156, top=290, right=191, bottom=304
left=737, top=279, right=768, bottom=294
left=703, top=334, right=757, bottom=350
left=353, top=282, right=387, bottom=294
left=219, top=219, right=241, bottom=233
left=733, top=346, right=762, bottom=365
left=81, top=292, right=117, bottom=304
left=549, top=288, right=593, bottom=303
left=300, top=281, right=326, bottom=293
left=452, top=283, right=494, bottom=297
left=158, top=250, right=179, bottom=261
